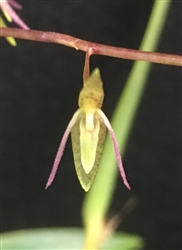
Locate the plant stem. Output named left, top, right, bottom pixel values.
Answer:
left=0, top=27, right=181, bottom=67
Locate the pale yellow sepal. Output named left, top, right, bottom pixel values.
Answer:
left=80, top=114, right=100, bottom=174
left=79, top=68, right=104, bottom=111
left=3, top=11, right=12, bottom=22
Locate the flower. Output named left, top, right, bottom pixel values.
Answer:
left=0, top=0, right=29, bottom=45
left=0, top=0, right=29, bottom=29
left=45, top=68, right=131, bottom=191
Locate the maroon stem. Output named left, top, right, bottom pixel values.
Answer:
left=1, top=28, right=182, bottom=67
left=83, top=48, right=94, bottom=83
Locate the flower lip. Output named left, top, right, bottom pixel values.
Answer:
left=80, top=115, right=100, bottom=174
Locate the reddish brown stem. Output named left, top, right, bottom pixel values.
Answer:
left=1, top=28, right=182, bottom=67
left=83, top=48, right=94, bottom=83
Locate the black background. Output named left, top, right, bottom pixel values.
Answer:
left=1, top=1, right=181, bottom=249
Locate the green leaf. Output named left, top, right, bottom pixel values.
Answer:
left=82, top=0, right=172, bottom=241
left=1, top=228, right=143, bottom=250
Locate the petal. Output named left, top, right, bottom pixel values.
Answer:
left=80, top=114, right=100, bottom=174
left=97, top=109, right=131, bottom=190
left=0, top=0, right=29, bottom=29
left=71, top=117, right=106, bottom=191
left=45, top=109, right=81, bottom=189
left=9, top=0, right=22, bottom=9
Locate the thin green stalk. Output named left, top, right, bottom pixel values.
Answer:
left=82, top=0, right=172, bottom=248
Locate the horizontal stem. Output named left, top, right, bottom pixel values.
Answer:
left=1, top=27, right=181, bottom=67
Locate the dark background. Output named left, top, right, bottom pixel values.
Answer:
left=1, top=1, right=181, bottom=249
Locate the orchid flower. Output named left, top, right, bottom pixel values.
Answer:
left=46, top=49, right=131, bottom=192
left=0, top=0, right=29, bottom=29
left=0, top=0, right=29, bottom=45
